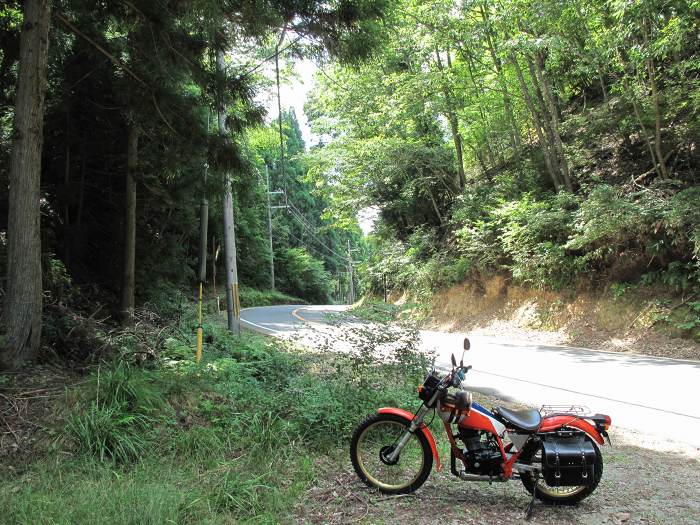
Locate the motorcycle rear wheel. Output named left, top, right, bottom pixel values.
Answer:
left=519, top=432, right=603, bottom=505
left=350, top=413, right=433, bottom=494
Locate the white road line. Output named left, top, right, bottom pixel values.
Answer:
left=240, top=317, right=281, bottom=334
left=240, top=307, right=285, bottom=334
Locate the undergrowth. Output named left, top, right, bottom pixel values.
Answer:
left=0, top=298, right=428, bottom=524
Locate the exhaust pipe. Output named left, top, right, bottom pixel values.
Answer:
left=458, top=472, right=505, bottom=482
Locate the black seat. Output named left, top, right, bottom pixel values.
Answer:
left=494, top=407, right=542, bottom=432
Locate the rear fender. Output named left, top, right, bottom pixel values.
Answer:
left=378, top=407, right=442, bottom=471
left=539, top=415, right=605, bottom=445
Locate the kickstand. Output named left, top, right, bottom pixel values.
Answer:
left=524, top=470, right=539, bottom=521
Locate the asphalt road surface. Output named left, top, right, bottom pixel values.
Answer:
left=241, top=304, right=700, bottom=448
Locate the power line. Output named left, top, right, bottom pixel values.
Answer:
left=286, top=229, right=347, bottom=268
left=286, top=207, right=348, bottom=263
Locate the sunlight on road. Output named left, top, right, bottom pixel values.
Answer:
left=242, top=305, right=700, bottom=454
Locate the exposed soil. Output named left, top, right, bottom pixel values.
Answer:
left=426, top=277, right=699, bottom=361
left=293, top=393, right=700, bottom=525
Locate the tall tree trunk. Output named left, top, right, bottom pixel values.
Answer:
left=510, top=54, right=562, bottom=190
left=533, top=52, right=573, bottom=191
left=425, top=185, right=443, bottom=225
left=641, top=17, right=670, bottom=179
left=120, top=124, right=138, bottom=325
left=2, top=0, right=51, bottom=368
left=217, top=48, right=241, bottom=335
left=63, top=111, right=71, bottom=266
left=647, top=55, right=669, bottom=179
left=464, top=50, right=498, bottom=166
left=480, top=4, right=521, bottom=155
left=434, top=49, right=466, bottom=190
left=616, top=47, right=660, bottom=176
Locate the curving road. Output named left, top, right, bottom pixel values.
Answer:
left=241, top=304, right=700, bottom=448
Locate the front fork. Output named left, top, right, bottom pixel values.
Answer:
left=385, top=400, right=434, bottom=463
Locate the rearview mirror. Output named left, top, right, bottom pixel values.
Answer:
left=463, top=338, right=470, bottom=351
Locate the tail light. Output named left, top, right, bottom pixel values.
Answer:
left=603, top=415, right=611, bottom=431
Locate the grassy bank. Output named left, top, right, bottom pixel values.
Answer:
left=239, top=286, right=307, bottom=308
left=0, top=302, right=425, bottom=524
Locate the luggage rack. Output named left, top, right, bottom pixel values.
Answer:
left=539, top=405, right=590, bottom=417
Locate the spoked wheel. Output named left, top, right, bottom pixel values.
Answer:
left=350, top=413, right=432, bottom=494
left=519, top=433, right=603, bottom=505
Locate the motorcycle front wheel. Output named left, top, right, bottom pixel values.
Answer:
left=350, top=413, right=433, bottom=494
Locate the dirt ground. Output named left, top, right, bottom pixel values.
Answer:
left=293, top=393, right=700, bottom=525
left=425, top=277, right=700, bottom=361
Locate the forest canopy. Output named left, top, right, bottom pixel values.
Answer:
left=305, top=0, right=700, bottom=321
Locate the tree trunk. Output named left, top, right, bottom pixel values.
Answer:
left=647, top=55, right=669, bottom=179
left=434, top=49, right=466, bottom=190
left=120, top=124, right=138, bottom=325
left=426, top=186, right=443, bottom=225
left=464, top=50, right=497, bottom=166
left=480, top=4, right=521, bottom=155
left=622, top=75, right=659, bottom=176
left=533, top=52, right=573, bottom=191
left=63, top=111, right=72, bottom=265
left=510, top=54, right=562, bottom=190
left=217, top=48, right=241, bottom=335
left=1, top=0, right=51, bottom=369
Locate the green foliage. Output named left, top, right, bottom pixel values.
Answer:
left=275, top=247, right=333, bottom=304
left=65, top=403, right=154, bottom=464
left=238, top=286, right=305, bottom=308
left=3, top=298, right=433, bottom=522
left=66, top=363, right=167, bottom=464
left=302, top=0, right=699, bottom=326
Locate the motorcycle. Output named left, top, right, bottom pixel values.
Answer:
left=350, top=337, right=612, bottom=514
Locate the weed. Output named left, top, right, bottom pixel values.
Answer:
left=65, top=402, right=153, bottom=463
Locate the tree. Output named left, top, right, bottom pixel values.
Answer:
left=1, top=0, right=51, bottom=368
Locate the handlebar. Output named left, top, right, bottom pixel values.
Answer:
left=451, top=365, right=472, bottom=387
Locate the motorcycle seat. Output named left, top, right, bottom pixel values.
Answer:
left=493, top=407, right=542, bottom=432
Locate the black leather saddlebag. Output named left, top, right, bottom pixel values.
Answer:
left=542, top=436, right=596, bottom=487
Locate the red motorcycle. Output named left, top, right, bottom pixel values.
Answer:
left=350, top=338, right=611, bottom=514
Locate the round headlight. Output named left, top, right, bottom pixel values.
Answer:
left=454, top=390, right=472, bottom=412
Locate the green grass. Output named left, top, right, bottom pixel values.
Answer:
left=331, top=300, right=424, bottom=324
left=239, top=286, right=306, bottom=308
left=0, top=304, right=427, bottom=524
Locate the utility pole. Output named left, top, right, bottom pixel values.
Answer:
left=265, top=164, right=275, bottom=290
left=217, top=48, right=240, bottom=335
left=347, top=240, right=355, bottom=305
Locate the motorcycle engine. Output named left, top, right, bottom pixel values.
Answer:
left=458, top=428, right=503, bottom=476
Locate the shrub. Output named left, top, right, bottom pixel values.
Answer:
left=275, top=247, right=333, bottom=303
left=238, top=286, right=305, bottom=307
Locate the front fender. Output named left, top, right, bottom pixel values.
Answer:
left=378, top=407, right=442, bottom=471
left=539, top=415, right=605, bottom=445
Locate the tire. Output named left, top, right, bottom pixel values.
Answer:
left=350, top=413, right=433, bottom=494
left=519, top=432, right=604, bottom=505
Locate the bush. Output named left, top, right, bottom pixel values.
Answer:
left=373, top=184, right=700, bottom=296
left=275, top=247, right=333, bottom=303
left=238, top=286, right=305, bottom=307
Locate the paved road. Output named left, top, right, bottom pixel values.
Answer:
left=241, top=304, right=700, bottom=448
